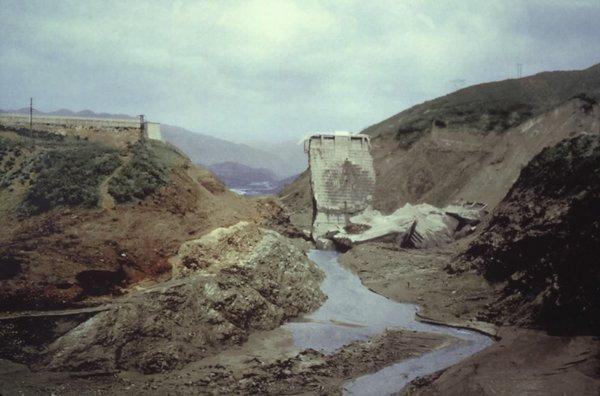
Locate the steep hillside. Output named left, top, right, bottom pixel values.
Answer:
left=462, top=134, right=600, bottom=335
left=0, top=126, right=267, bottom=310
left=363, top=63, right=600, bottom=138
left=283, top=64, right=600, bottom=217
left=371, top=97, right=599, bottom=211
left=161, top=125, right=301, bottom=177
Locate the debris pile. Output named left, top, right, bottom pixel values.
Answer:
left=330, top=202, right=486, bottom=251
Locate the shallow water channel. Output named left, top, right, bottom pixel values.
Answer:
left=281, top=249, right=493, bottom=395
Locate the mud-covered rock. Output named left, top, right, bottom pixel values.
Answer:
left=44, top=223, right=325, bottom=373
left=464, top=134, right=600, bottom=334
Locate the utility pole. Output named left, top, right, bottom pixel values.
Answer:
left=29, top=97, right=33, bottom=132
left=138, top=114, right=145, bottom=141
left=516, top=63, right=523, bottom=78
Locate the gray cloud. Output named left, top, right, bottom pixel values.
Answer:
left=1, top=0, right=599, bottom=142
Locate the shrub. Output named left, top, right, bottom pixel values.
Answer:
left=19, top=144, right=120, bottom=215
left=107, top=141, right=170, bottom=203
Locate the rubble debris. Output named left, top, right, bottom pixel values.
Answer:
left=330, top=202, right=487, bottom=250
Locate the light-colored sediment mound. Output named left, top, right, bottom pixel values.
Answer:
left=44, top=222, right=325, bottom=374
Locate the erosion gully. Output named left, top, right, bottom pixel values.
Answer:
left=281, top=249, right=493, bottom=395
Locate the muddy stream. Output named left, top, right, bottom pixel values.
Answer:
left=281, top=250, right=493, bottom=395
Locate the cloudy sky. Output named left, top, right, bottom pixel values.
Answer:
left=1, top=1, right=599, bottom=143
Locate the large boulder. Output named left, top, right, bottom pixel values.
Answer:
left=44, top=222, right=325, bottom=373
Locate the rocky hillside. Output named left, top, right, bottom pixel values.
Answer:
left=462, top=134, right=600, bottom=335
left=0, top=125, right=268, bottom=310
left=0, top=109, right=308, bottom=178
left=283, top=63, right=600, bottom=216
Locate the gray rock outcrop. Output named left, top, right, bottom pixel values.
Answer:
left=45, top=222, right=325, bottom=373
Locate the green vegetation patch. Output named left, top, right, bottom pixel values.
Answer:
left=0, top=136, right=20, bottom=163
left=19, top=143, right=121, bottom=215
left=394, top=99, right=535, bottom=145
left=1, top=126, right=67, bottom=142
left=107, top=141, right=171, bottom=203
left=0, top=137, right=28, bottom=188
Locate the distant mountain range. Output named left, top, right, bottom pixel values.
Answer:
left=160, top=125, right=306, bottom=178
left=0, top=107, right=137, bottom=120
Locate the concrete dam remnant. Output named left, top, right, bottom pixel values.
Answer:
left=305, top=132, right=376, bottom=242
left=0, top=113, right=163, bottom=142
left=304, top=131, right=487, bottom=250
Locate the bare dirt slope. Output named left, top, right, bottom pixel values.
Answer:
left=371, top=98, right=600, bottom=212
left=0, top=126, right=271, bottom=311
left=282, top=63, right=600, bottom=217
left=461, top=134, right=600, bottom=335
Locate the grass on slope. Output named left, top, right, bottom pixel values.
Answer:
left=19, top=143, right=121, bottom=215
left=1, top=127, right=180, bottom=215
left=362, top=63, right=600, bottom=146
left=107, top=140, right=171, bottom=203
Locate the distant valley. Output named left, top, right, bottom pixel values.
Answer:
left=160, top=124, right=306, bottom=178
left=208, top=162, right=298, bottom=196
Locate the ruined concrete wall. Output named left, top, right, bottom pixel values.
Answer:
left=306, top=133, right=375, bottom=238
left=145, top=122, right=162, bottom=141
left=0, top=114, right=139, bottom=129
